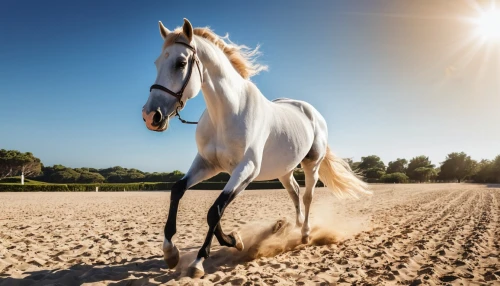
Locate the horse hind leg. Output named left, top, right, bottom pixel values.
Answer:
left=300, top=155, right=322, bottom=244
left=214, top=223, right=244, bottom=251
left=279, top=172, right=304, bottom=227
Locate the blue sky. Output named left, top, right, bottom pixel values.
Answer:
left=1, top=0, right=499, bottom=172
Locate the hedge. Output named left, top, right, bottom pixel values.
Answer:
left=0, top=177, right=47, bottom=185
left=0, top=184, right=70, bottom=192
left=0, top=180, right=324, bottom=192
left=142, top=182, right=175, bottom=190
left=0, top=183, right=152, bottom=192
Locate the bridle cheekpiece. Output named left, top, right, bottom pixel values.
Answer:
left=149, top=41, right=202, bottom=124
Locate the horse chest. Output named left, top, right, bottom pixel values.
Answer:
left=198, top=134, right=246, bottom=173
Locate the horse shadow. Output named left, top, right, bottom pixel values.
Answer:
left=0, top=248, right=240, bottom=286
left=486, top=184, right=500, bottom=189
left=0, top=218, right=335, bottom=285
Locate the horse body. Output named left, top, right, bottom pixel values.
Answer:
left=142, top=19, right=370, bottom=278
left=195, top=93, right=321, bottom=181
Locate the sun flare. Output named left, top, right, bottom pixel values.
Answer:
left=475, top=8, right=500, bottom=41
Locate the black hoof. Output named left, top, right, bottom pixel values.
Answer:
left=230, top=231, right=244, bottom=251
left=163, top=244, right=180, bottom=269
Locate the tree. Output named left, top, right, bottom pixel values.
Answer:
left=364, top=168, right=385, bottom=179
left=413, top=167, right=437, bottom=183
left=439, top=152, right=477, bottom=183
left=358, top=155, right=385, bottom=179
left=490, top=155, right=500, bottom=183
left=0, top=149, right=18, bottom=178
left=164, top=170, right=184, bottom=182
left=386, top=158, right=408, bottom=174
left=344, top=158, right=361, bottom=171
left=358, top=155, right=385, bottom=170
left=407, top=156, right=435, bottom=182
left=380, top=172, right=409, bottom=183
left=38, top=164, right=106, bottom=183
left=0, top=149, right=42, bottom=179
left=50, top=168, right=81, bottom=183
left=99, top=166, right=147, bottom=183
left=78, top=172, right=105, bottom=183
left=473, top=159, right=495, bottom=183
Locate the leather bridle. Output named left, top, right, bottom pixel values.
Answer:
left=149, top=41, right=202, bottom=124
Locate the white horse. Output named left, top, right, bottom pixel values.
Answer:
left=142, top=19, right=370, bottom=278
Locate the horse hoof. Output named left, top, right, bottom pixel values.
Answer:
left=187, top=266, right=205, bottom=278
left=187, top=258, right=205, bottom=278
left=230, top=231, right=244, bottom=251
left=301, top=235, right=310, bottom=244
left=163, top=241, right=180, bottom=269
left=165, top=249, right=179, bottom=269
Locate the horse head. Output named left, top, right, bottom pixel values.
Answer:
left=142, top=19, right=203, bottom=132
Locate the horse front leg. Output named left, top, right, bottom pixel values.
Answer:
left=163, top=154, right=218, bottom=269
left=187, top=157, right=260, bottom=278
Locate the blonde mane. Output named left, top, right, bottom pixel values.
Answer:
left=194, top=28, right=268, bottom=79
left=164, top=27, right=268, bottom=79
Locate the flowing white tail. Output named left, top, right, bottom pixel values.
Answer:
left=318, top=146, right=372, bottom=198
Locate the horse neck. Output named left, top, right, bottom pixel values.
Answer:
left=195, top=37, right=247, bottom=124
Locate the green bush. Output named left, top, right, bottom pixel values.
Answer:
left=293, top=169, right=306, bottom=181
left=98, top=183, right=144, bottom=191
left=0, top=177, right=24, bottom=183
left=0, top=184, right=69, bottom=192
left=142, top=182, right=175, bottom=190
left=66, top=183, right=146, bottom=192
left=0, top=177, right=47, bottom=185
left=67, top=184, right=99, bottom=192
left=0, top=180, right=326, bottom=192
left=380, top=172, right=409, bottom=183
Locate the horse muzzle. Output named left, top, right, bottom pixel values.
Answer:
left=142, top=107, right=169, bottom=132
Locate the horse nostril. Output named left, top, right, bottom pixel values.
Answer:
left=152, top=109, right=163, bottom=126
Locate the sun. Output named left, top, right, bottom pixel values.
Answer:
left=475, top=8, right=500, bottom=41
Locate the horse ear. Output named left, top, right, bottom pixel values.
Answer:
left=159, top=21, right=170, bottom=40
left=182, top=18, right=193, bottom=42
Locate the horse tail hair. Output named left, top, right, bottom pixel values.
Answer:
left=318, top=146, right=372, bottom=199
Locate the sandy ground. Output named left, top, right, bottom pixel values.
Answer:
left=0, top=184, right=499, bottom=285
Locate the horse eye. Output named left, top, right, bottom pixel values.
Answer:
left=176, top=61, right=187, bottom=69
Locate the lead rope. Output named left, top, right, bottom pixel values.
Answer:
left=174, top=105, right=198, bottom=124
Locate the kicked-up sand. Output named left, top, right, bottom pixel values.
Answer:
left=0, top=184, right=499, bottom=285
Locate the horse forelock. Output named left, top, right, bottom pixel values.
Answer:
left=162, top=31, right=188, bottom=50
